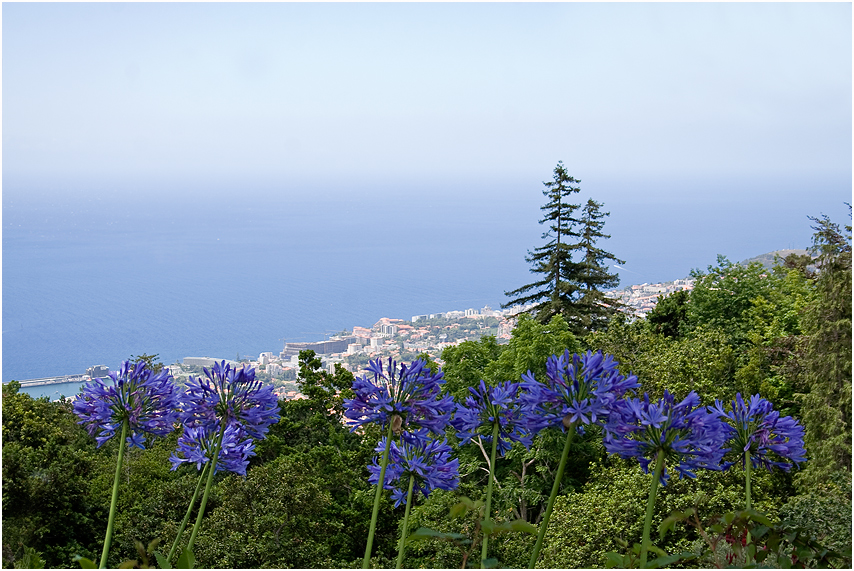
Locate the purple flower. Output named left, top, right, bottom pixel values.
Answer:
left=521, top=350, right=639, bottom=435
left=604, top=390, right=729, bottom=485
left=368, top=429, right=460, bottom=507
left=710, top=393, right=806, bottom=472
left=344, top=358, right=454, bottom=434
left=451, top=380, right=533, bottom=457
left=181, top=361, right=280, bottom=439
left=169, top=424, right=256, bottom=476
left=74, top=361, right=181, bottom=448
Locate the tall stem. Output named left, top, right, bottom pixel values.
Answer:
left=99, top=419, right=129, bottom=569
left=480, top=422, right=500, bottom=569
left=363, top=422, right=395, bottom=568
left=186, top=421, right=226, bottom=555
left=744, top=451, right=752, bottom=511
left=395, top=474, right=417, bottom=569
left=745, top=451, right=753, bottom=561
left=639, top=449, right=666, bottom=569
left=528, top=424, right=576, bottom=568
left=167, top=463, right=209, bottom=564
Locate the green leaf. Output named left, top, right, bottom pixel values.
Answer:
left=604, top=551, right=629, bottom=568
left=480, top=519, right=495, bottom=535
left=481, top=557, right=499, bottom=568
left=450, top=502, right=470, bottom=518
left=153, top=551, right=172, bottom=569
left=406, top=527, right=469, bottom=544
left=745, top=510, right=774, bottom=528
left=492, top=519, right=537, bottom=535
left=72, top=556, right=97, bottom=569
left=175, top=548, right=195, bottom=569
left=658, top=513, right=685, bottom=539
left=118, top=560, right=138, bottom=569
left=647, top=552, right=695, bottom=568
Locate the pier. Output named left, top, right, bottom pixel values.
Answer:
left=8, top=374, right=91, bottom=388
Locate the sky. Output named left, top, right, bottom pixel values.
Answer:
left=3, top=1, right=852, bottom=279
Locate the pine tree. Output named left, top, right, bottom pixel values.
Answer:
left=503, top=163, right=623, bottom=334
left=575, top=198, right=626, bottom=331
left=797, top=206, right=852, bottom=487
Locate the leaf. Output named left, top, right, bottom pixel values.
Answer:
left=118, top=560, right=138, bottom=569
left=659, top=514, right=685, bottom=539
left=647, top=552, right=695, bottom=568
left=747, top=511, right=774, bottom=528
left=480, top=519, right=495, bottom=535
left=492, top=519, right=537, bottom=535
left=604, top=551, right=629, bottom=568
left=450, top=502, right=470, bottom=519
left=175, top=548, right=195, bottom=570
left=72, top=556, right=97, bottom=569
left=481, top=557, right=499, bottom=568
left=406, top=527, right=469, bottom=544
left=153, top=551, right=172, bottom=569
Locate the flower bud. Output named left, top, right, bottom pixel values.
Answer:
left=562, top=415, right=573, bottom=429
left=391, top=414, right=403, bottom=435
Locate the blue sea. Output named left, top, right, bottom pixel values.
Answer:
left=3, top=173, right=849, bottom=395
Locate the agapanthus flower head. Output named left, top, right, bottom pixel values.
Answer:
left=710, top=393, right=806, bottom=472
left=451, top=380, right=533, bottom=456
left=169, top=424, right=256, bottom=476
left=181, top=361, right=280, bottom=439
left=74, top=360, right=181, bottom=448
left=344, top=358, right=454, bottom=434
left=521, top=350, right=639, bottom=435
left=604, top=390, right=729, bottom=485
left=368, top=429, right=460, bottom=507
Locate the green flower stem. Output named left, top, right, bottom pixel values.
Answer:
left=745, top=451, right=753, bottom=561
left=185, top=420, right=227, bottom=555
left=480, top=421, right=500, bottom=569
left=99, top=419, right=129, bottom=569
left=363, top=422, right=395, bottom=569
left=528, top=423, right=577, bottom=568
left=744, top=451, right=752, bottom=511
left=395, top=473, right=417, bottom=569
left=639, top=449, right=666, bottom=569
left=167, top=462, right=209, bottom=564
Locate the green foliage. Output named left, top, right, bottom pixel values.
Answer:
left=440, top=336, right=504, bottom=400
left=796, top=209, right=852, bottom=488
left=2, top=383, right=102, bottom=568
left=778, top=471, right=852, bottom=561
left=647, top=289, right=690, bottom=339
left=189, top=453, right=335, bottom=568
left=536, top=460, right=770, bottom=569
left=128, top=354, right=165, bottom=374
left=484, top=314, right=581, bottom=384
left=589, top=319, right=736, bottom=402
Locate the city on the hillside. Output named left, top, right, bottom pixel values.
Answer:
left=167, top=278, right=695, bottom=401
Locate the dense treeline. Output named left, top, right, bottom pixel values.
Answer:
left=2, top=210, right=851, bottom=568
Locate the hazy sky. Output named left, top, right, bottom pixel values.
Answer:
left=3, top=2, right=851, bottom=203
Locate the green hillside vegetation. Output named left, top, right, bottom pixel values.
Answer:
left=2, top=208, right=850, bottom=569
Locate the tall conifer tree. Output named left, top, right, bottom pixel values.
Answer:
left=576, top=198, right=625, bottom=331
left=797, top=206, right=852, bottom=486
left=503, top=163, right=622, bottom=334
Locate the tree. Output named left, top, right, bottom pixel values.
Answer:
left=128, top=353, right=164, bottom=374
left=503, top=163, right=623, bottom=335
left=575, top=198, right=625, bottom=331
left=796, top=207, right=852, bottom=487
left=503, top=161, right=582, bottom=325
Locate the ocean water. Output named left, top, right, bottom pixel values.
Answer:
left=3, top=174, right=849, bottom=389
